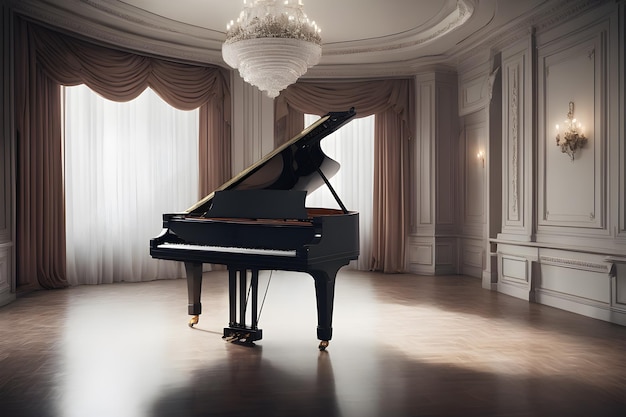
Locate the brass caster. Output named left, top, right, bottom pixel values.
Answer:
left=188, top=315, right=199, bottom=328
left=318, top=340, right=329, bottom=351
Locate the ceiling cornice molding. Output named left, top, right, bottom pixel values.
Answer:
left=451, top=0, right=613, bottom=67
left=5, top=0, right=483, bottom=72
left=322, top=0, right=475, bottom=59
left=7, top=0, right=226, bottom=65
left=7, top=0, right=462, bottom=78
left=7, top=0, right=615, bottom=78
left=306, top=55, right=458, bottom=79
left=301, top=63, right=457, bottom=83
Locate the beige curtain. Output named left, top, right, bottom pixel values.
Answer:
left=275, top=79, right=414, bottom=272
left=14, top=18, right=231, bottom=289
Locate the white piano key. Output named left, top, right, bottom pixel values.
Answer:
left=158, top=243, right=297, bottom=257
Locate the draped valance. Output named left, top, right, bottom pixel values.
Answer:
left=274, top=79, right=413, bottom=145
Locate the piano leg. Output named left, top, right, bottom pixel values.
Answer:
left=228, top=269, right=237, bottom=327
left=251, top=269, right=259, bottom=331
left=310, top=262, right=344, bottom=351
left=185, top=261, right=203, bottom=327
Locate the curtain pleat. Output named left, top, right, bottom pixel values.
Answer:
left=14, top=17, right=231, bottom=288
left=371, top=110, right=410, bottom=273
left=274, top=79, right=414, bottom=272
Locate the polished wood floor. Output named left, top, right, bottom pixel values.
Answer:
left=1, top=269, right=626, bottom=417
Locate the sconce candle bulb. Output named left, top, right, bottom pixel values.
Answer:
left=476, top=150, right=485, bottom=167
left=555, top=101, right=587, bottom=161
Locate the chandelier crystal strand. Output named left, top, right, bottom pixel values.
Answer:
left=222, top=0, right=322, bottom=98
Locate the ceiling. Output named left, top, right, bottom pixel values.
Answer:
left=10, top=0, right=553, bottom=77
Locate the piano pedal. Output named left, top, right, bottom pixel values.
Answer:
left=223, top=335, right=239, bottom=343
left=223, top=327, right=263, bottom=345
left=236, top=334, right=252, bottom=345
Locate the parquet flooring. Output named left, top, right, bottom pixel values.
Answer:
left=1, top=269, right=625, bottom=417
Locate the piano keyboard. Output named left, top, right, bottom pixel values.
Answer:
left=158, top=243, right=297, bottom=257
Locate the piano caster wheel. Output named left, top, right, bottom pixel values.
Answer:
left=188, top=315, right=199, bottom=328
left=318, top=340, right=329, bottom=351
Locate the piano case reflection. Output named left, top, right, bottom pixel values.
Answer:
left=150, top=108, right=358, bottom=350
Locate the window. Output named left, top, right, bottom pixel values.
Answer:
left=64, top=85, right=199, bottom=284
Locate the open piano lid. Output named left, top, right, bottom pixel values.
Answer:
left=186, top=108, right=357, bottom=216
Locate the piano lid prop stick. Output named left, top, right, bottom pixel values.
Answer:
left=316, top=168, right=348, bottom=214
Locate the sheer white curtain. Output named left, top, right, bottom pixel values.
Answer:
left=304, top=114, right=374, bottom=270
left=64, top=85, right=199, bottom=285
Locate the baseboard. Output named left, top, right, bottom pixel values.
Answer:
left=535, top=288, right=626, bottom=326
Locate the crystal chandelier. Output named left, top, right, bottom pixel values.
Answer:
left=222, top=0, right=322, bottom=98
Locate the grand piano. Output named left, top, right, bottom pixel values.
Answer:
left=150, top=108, right=359, bottom=350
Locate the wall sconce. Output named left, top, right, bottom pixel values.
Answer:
left=476, top=150, right=485, bottom=167
left=555, top=101, right=587, bottom=161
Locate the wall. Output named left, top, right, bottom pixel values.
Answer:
left=492, top=2, right=626, bottom=325
left=455, top=48, right=503, bottom=284
left=407, top=70, right=459, bottom=275
left=0, top=3, right=15, bottom=307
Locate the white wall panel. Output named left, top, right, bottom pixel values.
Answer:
left=435, top=239, right=458, bottom=275
left=538, top=263, right=610, bottom=305
left=611, top=261, right=626, bottom=309
left=0, top=245, right=9, bottom=296
left=417, top=80, right=434, bottom=229
left=463, top=121, right=486, bottom=225
left=537, top=24, right=607, bottom=233
left=458, top=60, right=491, bottom=116
left=501, top=256, right=528, bottom=284
left=436, top=83, right=457, bottom=229
left=500, top=37, right=533, bottom=240
left=459, top=110, right=487, bottom=243
left=408, top=72, right=458, bottom=274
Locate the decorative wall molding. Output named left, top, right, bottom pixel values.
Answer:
left=498, top=34, right=534, bottom=242
left=462, top=244, right=484, bottom=269
left=510, top=66, right=519, bottom=218
left=618, top=2, right=626, bottom=238
left=607, top=258, right=626, bottom=310
left=458, top=60, right=491, bottom=116
left=409, top=71, right=460, bottom=274
left=408, top=243, right=433, bottom=266
left=455, top=0, right=612, bottom=67
left=539, top=255, right=611, bottom=274
left=0, top=246, right=9, bottom=292
left=537, top=20, right=607, bottom=232
left=412, top=76, right=434, bottom=232
left=462, top=116, right=486, bottom=229
left=532, top=0, right=611, bottom=42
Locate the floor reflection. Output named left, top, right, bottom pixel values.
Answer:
left=151, top=344, right=341, bottom=417
left=1, top=271, right=626, bottom=417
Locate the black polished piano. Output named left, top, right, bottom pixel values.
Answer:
left=150, top=108, right=359, bottom=350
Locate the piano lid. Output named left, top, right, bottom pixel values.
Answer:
left=186, top=108, right=357, bottom=215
